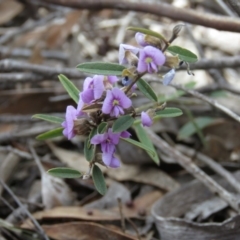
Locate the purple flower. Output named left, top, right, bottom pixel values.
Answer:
left=103, top=151, right=120, bottom=168
left=107, top=76, right=118, bottom=84
left=141, top=111, right=153, bottom=127
left=137, top=46, right=165, bottom=74
left=76, top=94, right=86, bottom=117
left=91, top=128, right=130, bottom=168
left=62, top=106, right=78, bottom=139
left=81, top=75, right=105, bottom=104
left=119, top=44, right=139, bottom=65
left=162, top=69, right=175, bottom=86
left=102, top=88, right=132, bottom=117
left=135, top=32, right=148, bottom=47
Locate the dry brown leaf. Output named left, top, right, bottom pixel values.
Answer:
left=41, top=172, right=76, bottom=209
left=107, top=164, right=179, bottom=192
left=43, top=222, right=137, bottom=240
left=0, top=0, right=23, bottom=25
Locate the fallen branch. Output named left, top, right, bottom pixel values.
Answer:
left=40, top=0, right=240, bottom=32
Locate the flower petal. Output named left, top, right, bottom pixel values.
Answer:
left=120, top=131, right=131, bottom=138
left=144, top=46, right=165, bottom=66
left=83, top=77, right=93, bottom=91
left=102, top=90, right=113, bottom=114
left=93, top=75, right=104, bottom=99
left=112, top=88, right=132, bottom=109
left=102, top=151, right=112, bottom=166
left=109, top=156, right=120, bottom=168
left=162, top=69, right=176, bottom=86
left=62, top=105, right=77, bottom=139
left=108, top=128, right=120, bottom=145
left=108, top=76, right=118, bottom=84
left=135, top=32, right=147, bottom=47
left=141, top=111, right=153, bottom=127
left=91, top=133, right=107, bottom=145
left=119, top=44, right=139, bottom=65
left=137, top=49, right=147, bottom=73
left=81, top=89, right=93, bottom=104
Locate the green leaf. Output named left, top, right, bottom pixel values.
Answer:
left=48, top=167, right=82, bottom=178
left=32, top=114, right=64, bottom=124
left=210, top=90, right=228, bottom=98
left=178, top=117, right=215, bottom=140
left=155, top=107, right=183, bottom=118
left=112, top=115, right=134, bottom=133
left=127, top=26, right=168, bottom=43
left=58, top=74, right=80, bottom=104
left=84, top=137, right=95, bottom=162
left=167, top=45, right=198, bottom=63
left=137, top=78, right=158, bottom=102
left=92, top=165, right=107, bottom=195
left=36, top=127, right=63, bottom=140
left=97, top=122, right=108, bottom=134
left=77, top=62, right=125, bottom=76
left=121, top=137, right=156, bottom=158
left=134, top=124, right=160, bottom=165
left=88, top=127, right=98, bottom=148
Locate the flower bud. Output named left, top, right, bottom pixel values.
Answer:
left=164, top=55, right=180, bottom=69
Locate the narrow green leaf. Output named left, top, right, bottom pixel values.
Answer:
left=97, top=122, right=108, bottom=134
left=178, top=117, right=215, bottom=140
left=84, top=137, right=95, bottom=162
left=121, top=137, right=155, bottom=157
left=210, top=90, right=228, bottom=98
left=137, top=78, right=158, bottom=102
left=155, top=107, right=183, bottom=118
left=167, top=45, right=198, bottom=63
left=32, top=114, right=64, bottom=124
left=58, top=74, right=80, bottom=104
left=48, top=167, right=82, bottom=178
left=127, top=26, right=168, bottom=43
left=92, top=165, right=107, bottom=195
left=134, top=124, right=160, bottom=165
left=36, top=127, right=63, bottom=140
left=77, top=62, right=125, bottom=76
left=112, top=115, right=134, bottom=133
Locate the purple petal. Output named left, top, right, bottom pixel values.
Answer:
left=102, top=90, right=114, bottom=114
left=137, top=49, right=147, bottom=73
left=102, top=151, right=112, bottom=166
left=135, top=32, right=147, bottom=47
left=112, top=106, right=120, bottom=117
left=111, top=88, right=132, bottom=109
left=120, top=131, right=131, bottom=138
left=141, top=111, right=153, bottom=127
left=62, top=105, right=77, bottom=139
left=83, top=77, right=93, bottom=91
left=91, top=133, right=107, bottom=145
left=143, top=46, right=165, bottom=66
left=101, top=142, right=115, bottom=155
left=93, top=75, right=105, bottom=99
left=109, top=156, right=120, bottom=168
left=108, top=128, right=120, bottom=145
left=163, top=69, right=176, bottom=86
left=119, top=44, right=140, bottom=65
left=108, top=76, right=118, bottom=84
left=81, top=89, right=93, bottom=104
left=76, top=95, right=86, bottom=117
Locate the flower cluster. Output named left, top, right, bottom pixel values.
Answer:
left=61, top=74, right=132, bottom=168
left=61, top=31, right=179, bottom=169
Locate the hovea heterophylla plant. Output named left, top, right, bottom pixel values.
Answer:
left=32, top=25, right=197, bottom=195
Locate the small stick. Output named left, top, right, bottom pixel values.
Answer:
left=117, top=198, right=126, bottom=233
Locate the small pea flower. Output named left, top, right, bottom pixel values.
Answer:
left=162, top=69, right=176, bottom=86
left=137, top=46, right=165, bottom=74
left=81, top=75, right=105, bottom=104
left=135, top=32, right=162, bottom=48
left=119, top=44, right=139, bottom=65
left=141, top=111, right=153, bottom=127
left=62, top=106, right=78, bottom=140
left=91, top=128, right=130, bottom=168
left=102, top=88, right=132, bottom=117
